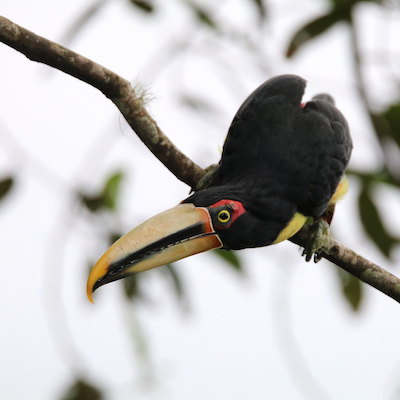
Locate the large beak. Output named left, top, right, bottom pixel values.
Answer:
left=87, top=203, right=222, bottom=302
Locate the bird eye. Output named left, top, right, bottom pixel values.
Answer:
left=217, top=209, right=231, bottom=223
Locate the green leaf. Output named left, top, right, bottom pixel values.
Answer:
left=330, top=0, right=379, bottom=6
left=162, top=264, right=185, bottom=301
left=358, top=185, right=397, bottom=258
left=286, top=8, right=350, bottom=58
left=128, top=0, right=154, bottom=13
left=383, top=103, right=400, bottom=147
left=80, top=194, right=104, bottom=212
left=347, top=168, right=397, bottom=187
left=61, top=379, right=103, bottom=400
left=329, top=0, right=354, bottom=6
left=79, top=171, right=124, bottom=213
left=213, top=249, right=243, bottom=272
left=188, top=3, right=218, bottom=30
left=102, top=171, right=124, bottom=211
left=123, top=274, right=140, bottom=300
left=0, top=176, right=14, bottom=202
left=249, top=0, right=267, bottom=21
left=336, top=268, right=363, bottom=312
left=108, top=231, right=122, bottom=245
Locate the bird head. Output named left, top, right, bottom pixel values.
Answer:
left=86, top=73, right=351, bottom=302
left=86, top=185, right=291, bottom=302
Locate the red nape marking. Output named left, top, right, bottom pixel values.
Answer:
left=209, top=199, right=246, bottom=225
left=300, top=102, right=306, bottom=108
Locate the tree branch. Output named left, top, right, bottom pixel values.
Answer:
left=291, top=229, right=400, bottom=303
left=0, top=16, right=204, bottom=189
left=1, top=15, right=399, bottom=303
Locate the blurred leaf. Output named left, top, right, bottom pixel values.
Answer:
left=213, top=249, right=243, bottom=272
left=61, top=379, right=103, bottom=400
left=123, top=264, right=187, bottom=305
left=80, top=194, right=104, bottom=212
left=62, top=0, right=109, bottom=45
left=329, top=0, right=355, bottom=5
left=128, top=0, right=155, bottom=13
left=383, top=102, right=400, bottom=147
left=187, top=2, right=218, bottom=30
left=249, top=0, right=267, bottom=21
left=336, top=268, right=363, bottom=312
left=0, top=176, right=14, bottom=202
left=80, top=171, right=124, bottom=213
left=330, top=0, right=379, bottom=5
left=286, top=7, right=350, bottom=58
left=162, top=264, right=185, bottom=301
left=179, top=94, right=216, bottom=114
left=358, top=185, right=397, bottom=258
left=123, top=274, right=140, bottom=300
left=347, top=168, right=397, bottom=187
left=108, top=231, right=122, bottom=245
left=102, top=171, right=124, bottom=210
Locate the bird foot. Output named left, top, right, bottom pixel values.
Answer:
left=302, top=219, right=332, bottom=263
left=194, top=164, right=219, bottom=192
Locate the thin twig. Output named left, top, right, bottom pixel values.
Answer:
left=1, top=15, right=400, bottom=303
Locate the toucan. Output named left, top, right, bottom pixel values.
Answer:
left=87, top=74, right=352, bottom=302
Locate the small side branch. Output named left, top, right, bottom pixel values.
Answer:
left=1, top=15, right=399, bottom=303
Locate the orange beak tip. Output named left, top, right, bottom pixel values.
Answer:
left=87, top=256, right=110, bottom=304
left=87, top=291, right=94, bottom=304
left=86, top=281, right=95, bottom=303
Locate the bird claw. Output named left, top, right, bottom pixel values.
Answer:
left=302, top=219, right=332, bottom=263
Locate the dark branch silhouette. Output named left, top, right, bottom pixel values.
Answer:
left=1, top=15, right=399, bottom=303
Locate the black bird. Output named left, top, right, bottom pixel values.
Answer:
left=87, top=74, right=352, bottom=302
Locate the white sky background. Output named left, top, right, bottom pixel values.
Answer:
left=1, top=0, right=400, bottom=399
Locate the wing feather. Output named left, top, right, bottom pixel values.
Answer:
left=217, top=75, right=352, bottom=218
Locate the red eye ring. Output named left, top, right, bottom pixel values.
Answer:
left=209, top=199, right=246, bottom=226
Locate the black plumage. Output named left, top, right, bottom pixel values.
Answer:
left=87, top=74, right=353, bottom=298
left=184, top=74, right=352, bottom=249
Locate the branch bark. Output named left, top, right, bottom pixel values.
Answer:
left=0, top=16, right=204, bottom=189
left=1, top=15, right=399, bottom=303
left=291, top=229, right=400, bottom=303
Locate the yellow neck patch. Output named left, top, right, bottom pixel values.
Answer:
left=273, top=212, right=307, bottom=244
left=272, top=175, right=349, bottom=245
left=330, top=175, right=349, bottom=204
